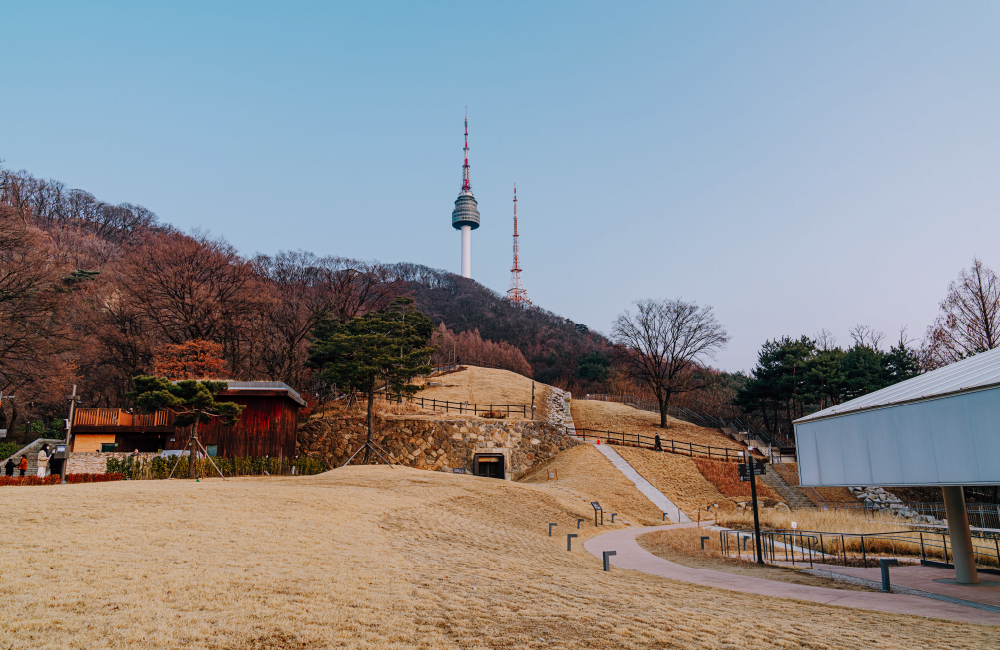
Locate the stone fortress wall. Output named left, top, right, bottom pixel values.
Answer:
left=296, top=417, right=580, bottom=480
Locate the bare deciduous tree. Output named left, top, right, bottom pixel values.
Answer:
left=612, top=298, right=729, bottom=428
left=922, top=257, right=1000, bottom=368
left=848, top=324, right=885, bottom=350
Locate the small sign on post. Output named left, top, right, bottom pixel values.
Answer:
left=590, top=502, right=604, bottom=526
left=452, top=468, right=467, bottom=474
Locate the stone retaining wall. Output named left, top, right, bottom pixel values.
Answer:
left=297, top=417, right=580, bottom=479
left=66, top=452, right=159, bottom=474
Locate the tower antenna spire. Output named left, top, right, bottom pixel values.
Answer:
left=506, top=183, right=530, bottom=306
left=461, top=108, right=471, bottom=192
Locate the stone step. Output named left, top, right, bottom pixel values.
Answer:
left=761, top=469, right=816, bottom=510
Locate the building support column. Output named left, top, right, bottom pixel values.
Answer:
left=942, top=485, right=979, bottom=584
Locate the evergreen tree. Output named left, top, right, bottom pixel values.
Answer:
left=128, top=377, right=245, bottom=479
left=308, top=297, right=436, bottom=463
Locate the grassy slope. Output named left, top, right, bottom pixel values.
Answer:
left=571, top=399, right=744, bottom=450
left=520, top=444, right=665, bottom=526
left=410, top=366, right=545, bottom=420
left=0, top=469, right=995, bottom=649
left=614, top=446, right=730, bottom=518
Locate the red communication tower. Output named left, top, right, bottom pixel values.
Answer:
left=506, top=184, right=530, bottom=306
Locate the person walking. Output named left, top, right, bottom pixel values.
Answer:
left=654, top=433, right=663, bottom=452
left=37, top=444, right=51, bottom=477
left=4, top=457, right=14, bottom=476
left=18, top=455, right=28, bottom=477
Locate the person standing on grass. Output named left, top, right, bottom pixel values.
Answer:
left=18, top=455, right=27, bottom=476
left=37, top=444, right=50, bottom=477
left=654, top=433, right=663, bottom=452
left=4, top=457, right=14, bottom=476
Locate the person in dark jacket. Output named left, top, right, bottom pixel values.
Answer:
left=4, top=457, right=14, bottom=476
left=654, top=433, right=663, bottom=452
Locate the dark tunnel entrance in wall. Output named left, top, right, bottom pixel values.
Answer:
left=473, top=454, right=504, bottom=479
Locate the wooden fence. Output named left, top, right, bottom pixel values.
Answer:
left=571, top=427, right=759, bottom=463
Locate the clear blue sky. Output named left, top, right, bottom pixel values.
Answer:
left=3, top=1, right=999, bottom=371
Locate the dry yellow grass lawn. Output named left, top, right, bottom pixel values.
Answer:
left=571, top=399, right=744, bottom=451
left=0, top=469, right=997, bottom=648
left=409, top=366, right=544, bottom=420
left=520, top=445, right=665, bottom=526
left=614, top=446, right=730, bottom=518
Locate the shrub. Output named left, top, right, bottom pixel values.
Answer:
left=107, top=455, right=327, bottom=480
left=0, top=473, right=124, bottom=487
left=0, top=475, right=62, bottom=486
left=693, top=457, right=779, bottom=501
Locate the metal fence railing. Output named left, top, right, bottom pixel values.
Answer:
left=720, top=527, right=1000, bottom=570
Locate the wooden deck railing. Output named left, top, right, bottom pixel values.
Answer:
left=74, top=409, right=173, bottom=427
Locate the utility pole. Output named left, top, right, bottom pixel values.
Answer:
left=62, top=385, right=80, bottom=485
left=748, top=447, right=764, bottom=564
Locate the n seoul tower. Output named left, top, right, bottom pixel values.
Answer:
left=451, top=112, right=480, bottom=278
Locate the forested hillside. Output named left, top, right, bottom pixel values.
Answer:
left=0, top=164, right=612, bottom=439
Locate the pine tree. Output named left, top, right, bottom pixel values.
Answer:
left=308, top=297, right=436, bottom=463
left=128, top=377, right=245, bottom=478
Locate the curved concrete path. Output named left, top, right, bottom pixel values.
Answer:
left=584, top=524, right=1000, bottom=626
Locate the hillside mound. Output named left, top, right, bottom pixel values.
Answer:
left=0, top=468, right=990, bottom=647
left=572, top=399, right=745, bottom=450
left=612, top=446, right=731, bottom=516
left=411, top=365, right=545, bottom=419
left=519, top=445, right=665, bottom=526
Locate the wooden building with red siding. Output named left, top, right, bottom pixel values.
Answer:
left=72, top=381, right=305, bottom=459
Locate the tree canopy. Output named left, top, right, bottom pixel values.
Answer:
left=612, top=298, right=729, bottom=428
left=735, top=330, right=921, bottom=442
left=308, top=297, right=436, bottom=462
left=127, top=376, right=245, bottom=478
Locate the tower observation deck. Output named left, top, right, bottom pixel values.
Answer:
left=452, top=112, right=480, bottom=278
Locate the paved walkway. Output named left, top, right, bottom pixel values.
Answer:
left=809, top=563, right=1000, bottom=608
left=583, top=524, right=1000, bottom=626
left=592, top=443, right=691, bottom=523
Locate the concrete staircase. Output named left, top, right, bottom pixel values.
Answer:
left=1, top=438, right=64, bottom=476
left=761, top=467, right=816, bottom=510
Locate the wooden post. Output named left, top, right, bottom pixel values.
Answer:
left=61, top=385, right=79, bottom=484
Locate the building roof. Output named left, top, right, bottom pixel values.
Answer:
left=795, top=346, right=1000, bottom=424
left=174, top=380, right=306, bottom=407
left=221, top=381, right=306, bottom=407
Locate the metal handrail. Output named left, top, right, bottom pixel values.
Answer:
left=721, top=527, right=1000, bottom=570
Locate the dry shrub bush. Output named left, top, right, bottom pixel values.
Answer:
left=693, top=457, right=778, bottom=502
left=0, top=473, right=121, bottom=487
